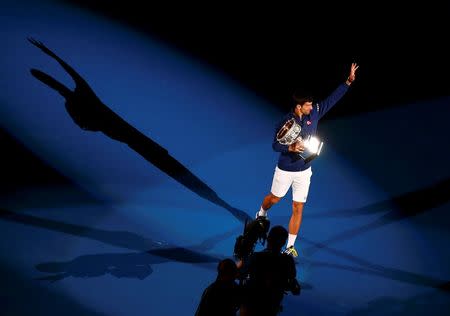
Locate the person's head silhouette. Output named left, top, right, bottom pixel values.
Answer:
left=266, top=225, right=288, bottom=252
left=217, top=258, right=238, bottom=282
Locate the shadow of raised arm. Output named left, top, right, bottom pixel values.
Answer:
left=28, top=38, right=251, bottom=223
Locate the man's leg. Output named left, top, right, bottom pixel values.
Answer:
left=257, top=167, right=292, bottom=218
left=257, top=193, right=281, bottom=217
left=285, top=167, right=312, bottom=253
left=287, top=201, right=304, bottom=247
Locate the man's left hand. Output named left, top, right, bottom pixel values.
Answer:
left=346, top=62, right=359, bottom=85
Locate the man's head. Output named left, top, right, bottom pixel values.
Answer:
left=217, top=258, right=238, bottom=281
left=267, top=225, right=289, bottom=252
left=293, top=92, right=314, bottom=116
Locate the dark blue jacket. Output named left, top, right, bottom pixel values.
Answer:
left=273, top=83, right=349, bottom=171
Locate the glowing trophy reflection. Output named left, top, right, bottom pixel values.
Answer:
left=276, top=118, right=323, bottom=162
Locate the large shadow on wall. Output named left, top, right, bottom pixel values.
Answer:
left=27, top=38, right=251, bottom=223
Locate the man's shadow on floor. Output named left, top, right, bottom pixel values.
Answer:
left=3, top=207, right=446, bottom=292
left=0, top=207, right=233, bottom=281
left=2, top=207, right=444, bottom=292
left=27, top=37, right=250, bottom=223
left=34, top=248, right=223, bottom=282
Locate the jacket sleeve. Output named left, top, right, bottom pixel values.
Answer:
left=317, top=83, right=349, bottom=119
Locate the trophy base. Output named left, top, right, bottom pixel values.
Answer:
left=298, top=138, right=323, bottom=163
left=300, top=153, right=318, bottom=163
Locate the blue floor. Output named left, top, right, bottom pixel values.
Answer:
left=1, top=1, right=450, bottom=315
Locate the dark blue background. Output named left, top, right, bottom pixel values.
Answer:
left=1, top=1, right=449, bottom=315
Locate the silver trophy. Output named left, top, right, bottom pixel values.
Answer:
left=276, top=118, right=323, bottom=162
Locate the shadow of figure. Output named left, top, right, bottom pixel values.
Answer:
left=33, top=234, right=237, bottom=282
left=35, top=249, right=221, bottom=282
left=0, top=208, right=236, bottom=282
left=35, top=252, right=157, bottom=281
left=27, top=37, right=251, bottom=224
left=4, top=207, right=443, bottom=292
left=35, top=245, right=450, bottom=291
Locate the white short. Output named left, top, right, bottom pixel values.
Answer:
left=270, top=166, right=312, bottom=203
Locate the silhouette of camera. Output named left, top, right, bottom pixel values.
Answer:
left=233, top=216, right=270, bottom=261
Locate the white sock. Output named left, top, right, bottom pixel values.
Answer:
left=287, top=234, right=297, bottom=248
left=258, top=207, right=268, bottom=217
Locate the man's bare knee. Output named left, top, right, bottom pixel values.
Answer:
left=292, top=201, right=304, bottom=215
left=269, top=193, right=282, bottom=204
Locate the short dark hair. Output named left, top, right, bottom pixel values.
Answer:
left=292, top=89, right=313, bottom=107
left=292, top=93, right=313, bottom=106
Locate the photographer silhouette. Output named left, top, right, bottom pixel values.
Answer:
left=240, top=225, right=300, bottom=316
left=195, top=259, right=241, bottom=316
